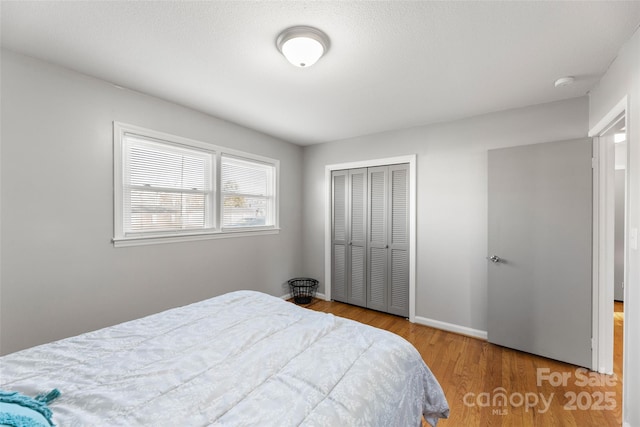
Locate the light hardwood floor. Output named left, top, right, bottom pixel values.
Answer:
left=299, top=299, right=623, bottom=427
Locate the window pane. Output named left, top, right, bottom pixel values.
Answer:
left=128, top=190, right=207, bottom=232
left=221, top=157, right=269, bottom=196
left=130, top=147, right=208, bottom=190
left=221, top=155, right=275, bottom=228
left=123, top=134, right=213, bottom=234
left=127, top=137, right=211, bottom=191
left=222, top=196, right=268, bottom=227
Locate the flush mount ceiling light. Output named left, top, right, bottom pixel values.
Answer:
left=554, top=76, right=575, bottom=88
left=276, top=26, right=330, bottom=68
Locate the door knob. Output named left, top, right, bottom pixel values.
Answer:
left=489, top=255, right=502, bottom=263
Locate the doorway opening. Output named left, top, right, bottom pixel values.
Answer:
left=602, top=115, right=627, bottom=387
left=611, top=117, right=627, bottom=383
left=589, top=96, right=630, bottom=421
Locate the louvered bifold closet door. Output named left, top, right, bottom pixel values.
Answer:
left=332, top=164, right=408, bottom=315
left=348, top=169, right=368, bottom=307
left=367, top=166, right=388, bottom=312
left=331, top=170, right=348, bottom=303
left=387, top=164, right=410, bottom=317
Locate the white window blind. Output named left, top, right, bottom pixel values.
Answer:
left=123, top=134, right=214, bottom=235
left=221, top=155, right=275, bottom=228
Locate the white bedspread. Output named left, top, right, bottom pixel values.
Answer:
left=0, top=291, right=449, bottom=426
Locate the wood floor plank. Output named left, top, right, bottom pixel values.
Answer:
left=297, top=298, right=623, bottom=427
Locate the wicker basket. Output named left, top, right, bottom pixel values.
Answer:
left=288, top=278, right=319, bottom=304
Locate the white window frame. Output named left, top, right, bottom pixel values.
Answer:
left=113, top=122, right=279, bottom=247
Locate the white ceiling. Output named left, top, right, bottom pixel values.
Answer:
left=2, top=1, right=640, bottom=145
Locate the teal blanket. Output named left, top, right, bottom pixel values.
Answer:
left=0, top=389, right=59, bottom=427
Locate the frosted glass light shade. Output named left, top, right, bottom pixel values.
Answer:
left=277, top=26, right=329, bottom=68
left=281, top=37, right=324, bottom=67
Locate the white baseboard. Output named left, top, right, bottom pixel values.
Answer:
left=281, top=294, right=486, bottom=339
left=414, top=316, right=488, bottom=340
left=280, top=292, right=327, bottom=301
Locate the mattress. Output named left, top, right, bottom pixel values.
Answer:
left=0, top=290, right=449, bottom=426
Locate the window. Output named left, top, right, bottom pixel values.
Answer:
left=124, top=135, right=214, bottom=234
left=221, top=156, right=275, bottom=228
left=113, top=123, right=278, bottom=246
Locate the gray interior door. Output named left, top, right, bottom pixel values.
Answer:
left=348, top=168, right=368, bottom=307
left=488, top=138, right=592, bottom=368
left=367, top=164, right=409, bottom=316
left=331, top=169, right=368, bottom=308
left=367, top=166, right=389, bottom=312
left=331, top=170, right=348, bottom=302
left=387, top=165, right=409, bottom=317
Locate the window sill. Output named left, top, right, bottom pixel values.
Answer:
left=112, top=228, right=280, bottom=247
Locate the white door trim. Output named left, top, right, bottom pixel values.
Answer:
left=324, top=155, right=417, bottom=322
left=588, top=95, right=628, bottom=375
left=589, top=97, right=628, bottom=138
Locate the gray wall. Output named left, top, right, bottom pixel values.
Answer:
left=302, top=96, right=589, bottom=333
left=0, top=50, right=304, bottom=355
left=589, top=26, right=640, bottom=427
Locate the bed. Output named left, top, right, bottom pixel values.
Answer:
left=0, top=290, right=449, bottom=426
